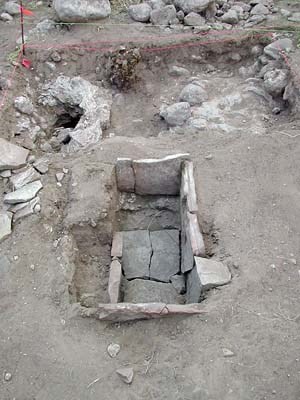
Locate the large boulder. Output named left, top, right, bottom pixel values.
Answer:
left=174, top=0, right=215, bottom=14
left=128, top=3, right=152, bottom=22
left=160, top=102, right=191, bottom=126
left=150, top=5, right=178, bottom=25
left=179, top=83, right=208, bottom=105
left=53, top=0, right=111, bottom=22
left=263, top=69, right=289, bottom=96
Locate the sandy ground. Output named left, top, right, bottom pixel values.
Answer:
left=1, top=2, right=300, bottom=400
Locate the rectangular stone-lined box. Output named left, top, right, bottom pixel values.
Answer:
left=78, top=154, right=230, bottom=322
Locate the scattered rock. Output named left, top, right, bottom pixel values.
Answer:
left=250, top=3, right=269, bottom=15
left=4, top=1, right=20, bottom=15
left=0, top=12, right=13, bottom=21
left=221, top=9, right=239, bottom=24
left=179, top=83, right=208, bottom=106
left=10, top=197, right=40, bottom=221
left=149, top=230, right=180, bottom=282
left=184, top=12, right=206, bottom=26
left=0, top=138, right=29, bottom=171
left=128, top=3, right=152, bottom=22
left=33, top=158, right=49, bottom=174
left=55, top=172, right=64, bottom=182
left=0, top=170, right=11, bottom=178
left=4, top=181, right=43, bottom=204
left=169, top=66, right=190, bottom=77
left=263, top=69, right=289, bottom=96
left=10, top=166, right=40, bottom=190
left=150, top=5, right=178, bottom=26
left=124, top=279, right=180, bottom=304
left=288, top=12, right=300, bottom=23
left=222, top=348, right=235, bottom=357
left=263, top=38, right=294, bottom=60
left=14, top=96, right=34, bottom=115
left=53, top=0, right=111, bottom=22
left=51, top=51, right=62, bottom=62
left=170, top=274, right=186, bottom=294
left=0, top=212, right=12, bottom=242
left=116, top=367, right=134, bottom=384
left=280, top=9, right=291, bottom=18
left=160, top=102, right=191, bottom=126
left=174, top=0, right=215, bottom=14
left=107, top=343, right=121, bottom=358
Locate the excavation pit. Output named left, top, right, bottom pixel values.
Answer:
left=72, top=154, right=231, bottom=322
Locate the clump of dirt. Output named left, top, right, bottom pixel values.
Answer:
left=106, top=46, right=141, bottom=89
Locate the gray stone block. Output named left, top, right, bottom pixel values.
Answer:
left=149, top=230, right=180, bottom=282
left=122, top=230, right=152, bottom=280
left=133, top=153, right=190, bottom=195
left=116, top=158, right=135, bottom=193
left=124, top=279, right=179, bottom=304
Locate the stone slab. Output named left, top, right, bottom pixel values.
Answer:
left=123, top=279, right=180, bottom=304
left=4, top=181, right=43, bottom=204
left=0, top=138, right=29, bottom=171
left=0, top=212, right=12, bottom=242
left=116, top=158, right=135, bottom=192
left=195, top=257, right=231, bottom=290
left=108, top=259, right=122, bottom=303
left=181, top=205, right=205, bottom=273
left=79, top=303, right=205, bottom=322
left=181, top=160, right=198, bottom=213
left=10, top=166, right=40, bottom=190
left=122, top=230, right=152, bottom=280
left=11, top=197, right=40, bottom=222
left=111, top=231, right=123, bottom=258
left=133, top=154, right=190, bottom=195
left=149, top=229, right=180, bottom=282
left=186, top=257, right=231, bottom=303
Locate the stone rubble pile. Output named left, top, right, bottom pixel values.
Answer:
left=0, top=138, right=45, bottom=242
left=244, top=38, right=297, bottom=113
left=127, top=0, right=290, bottom=29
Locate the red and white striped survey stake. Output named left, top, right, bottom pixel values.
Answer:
left=19, top=0, right=34, bottom=68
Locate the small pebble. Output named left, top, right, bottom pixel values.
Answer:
left=34, top=204, right=41, bottom=213
left=222, top=348, right=235, bottom=357
left=116, top=367, right=134, bottom=384
left=107, top=343, right=120, bottom=358
left=30, top=264, right=35, bottom=271
left=4, top=372, right=12, bottom=382
left=63, top=168, right=69, bottom=174
left=56, top=172, right=64, bottom=182
left=13, top=256, right=19, bottom=261
left=205, top=154, right=213, bottom=160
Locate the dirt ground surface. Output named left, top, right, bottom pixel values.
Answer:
left=1, top=1, right=300, bottom=399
